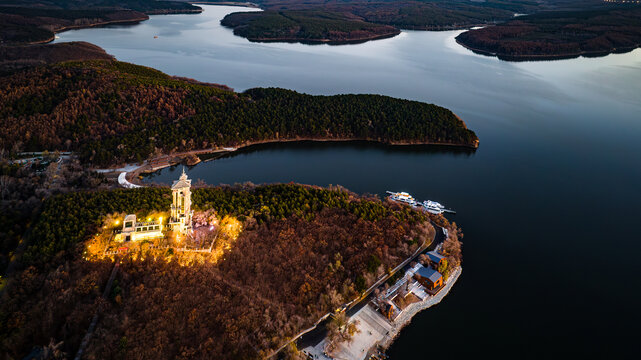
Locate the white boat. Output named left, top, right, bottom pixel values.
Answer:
left=387, top=191, right=456, bottom=214
left=422, top=200, right=445, bottom=214
left=386, top=191, right=417, bottom=206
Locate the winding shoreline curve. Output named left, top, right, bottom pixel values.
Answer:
left=116, top=137, right=478, bottom=187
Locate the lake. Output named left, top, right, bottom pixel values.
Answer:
left=55, top=5, right=641, bottom=357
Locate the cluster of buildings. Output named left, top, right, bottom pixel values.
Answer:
left=115, top=169, right=193, bottom=242
left=303, top=249, right=452, bottom=360
left=378, top=250, right=446, bottom=321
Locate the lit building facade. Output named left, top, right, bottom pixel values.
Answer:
left=117, top=214, right=163, bottom=242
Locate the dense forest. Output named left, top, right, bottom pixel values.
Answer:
left=456, top=6, right=641, bottom=60
left=0, top=155, right=107, bottom=269
left=0, top=60, right=478, bottom=166
left=221, top=10, right=400, bottom=44
left=0, top=183, right=445, bottom=359
left=0, top=0, right=202, bottom=45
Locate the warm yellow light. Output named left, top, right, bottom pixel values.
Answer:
left=147, top=217, right=151, bottom=222
left=159, top=217, right=163, bottom=222
left=115, top=220, right=120, bottom=225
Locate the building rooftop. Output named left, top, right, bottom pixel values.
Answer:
left=426, top=250, right=445, bottom=263
left=416, top=266, right=442, bottom=283
left=171, top=167, right=192, bottom=189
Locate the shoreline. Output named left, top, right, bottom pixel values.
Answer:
left=22, top=17, right=150, bottom=46
left=455, top=38, right=641, bottom=62
left=241, top=30, right=401, bottom=45
left=230, top=136, right=478, bottom=150
left=308, top=266, right=463, bottom=360
left=20, top=9, right=204, bottom=46
left=191, top=1, right=260, bottom=8
left=108, top=138, right=478, bottom=186
left=379, top=267, right=462, bottom=351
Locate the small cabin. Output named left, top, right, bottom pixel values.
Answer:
left=426, top=250, right=445, bottom=267
left=414, top=266, right=443, bottom=290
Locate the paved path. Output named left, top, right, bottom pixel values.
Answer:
left=118, top=172, right=141, bottom=188
left=311, top=305, right=392, bottom=360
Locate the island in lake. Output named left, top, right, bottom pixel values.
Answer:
left=221, top=10, right=400, bottom=44
left=456, top=5, right=641, bottom=60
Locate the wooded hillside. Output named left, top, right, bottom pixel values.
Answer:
left=1, top=184, right=440, bottom=359
left=0, top=60, right=478, bottom=166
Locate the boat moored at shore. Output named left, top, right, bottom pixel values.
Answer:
left=386, top=191, right=417, bottom=206
left=387, top=191, right=456, bottom=214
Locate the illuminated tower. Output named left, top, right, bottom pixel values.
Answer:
left=169, top=168, right=193, bottom=235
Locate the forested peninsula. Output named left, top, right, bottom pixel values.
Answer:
left=0, top=60, right=478, bottom=166
left=221, top=10, right=400, bottom=44
left=456, top=6, right=641, bottom=60
left=0, top=182, right=463, bottom=359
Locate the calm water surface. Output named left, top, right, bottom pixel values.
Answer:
left=56, top=5, right=641, bottom=357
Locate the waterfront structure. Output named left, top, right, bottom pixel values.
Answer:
left=426, top=250, right=445, bottom=267
left=414, top=266, right=443, bottom=290
left=117, top=214, right=163, bottom=242
left=169, top=168, right=194, bottom=235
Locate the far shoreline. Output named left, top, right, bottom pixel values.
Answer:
left=28, top=9, right=204, bottom=46
left=241, top=30, right=401, bottom=46
left=190, top=1, right=260, bottom=8
left=455, top=35, right=641, bottom=62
